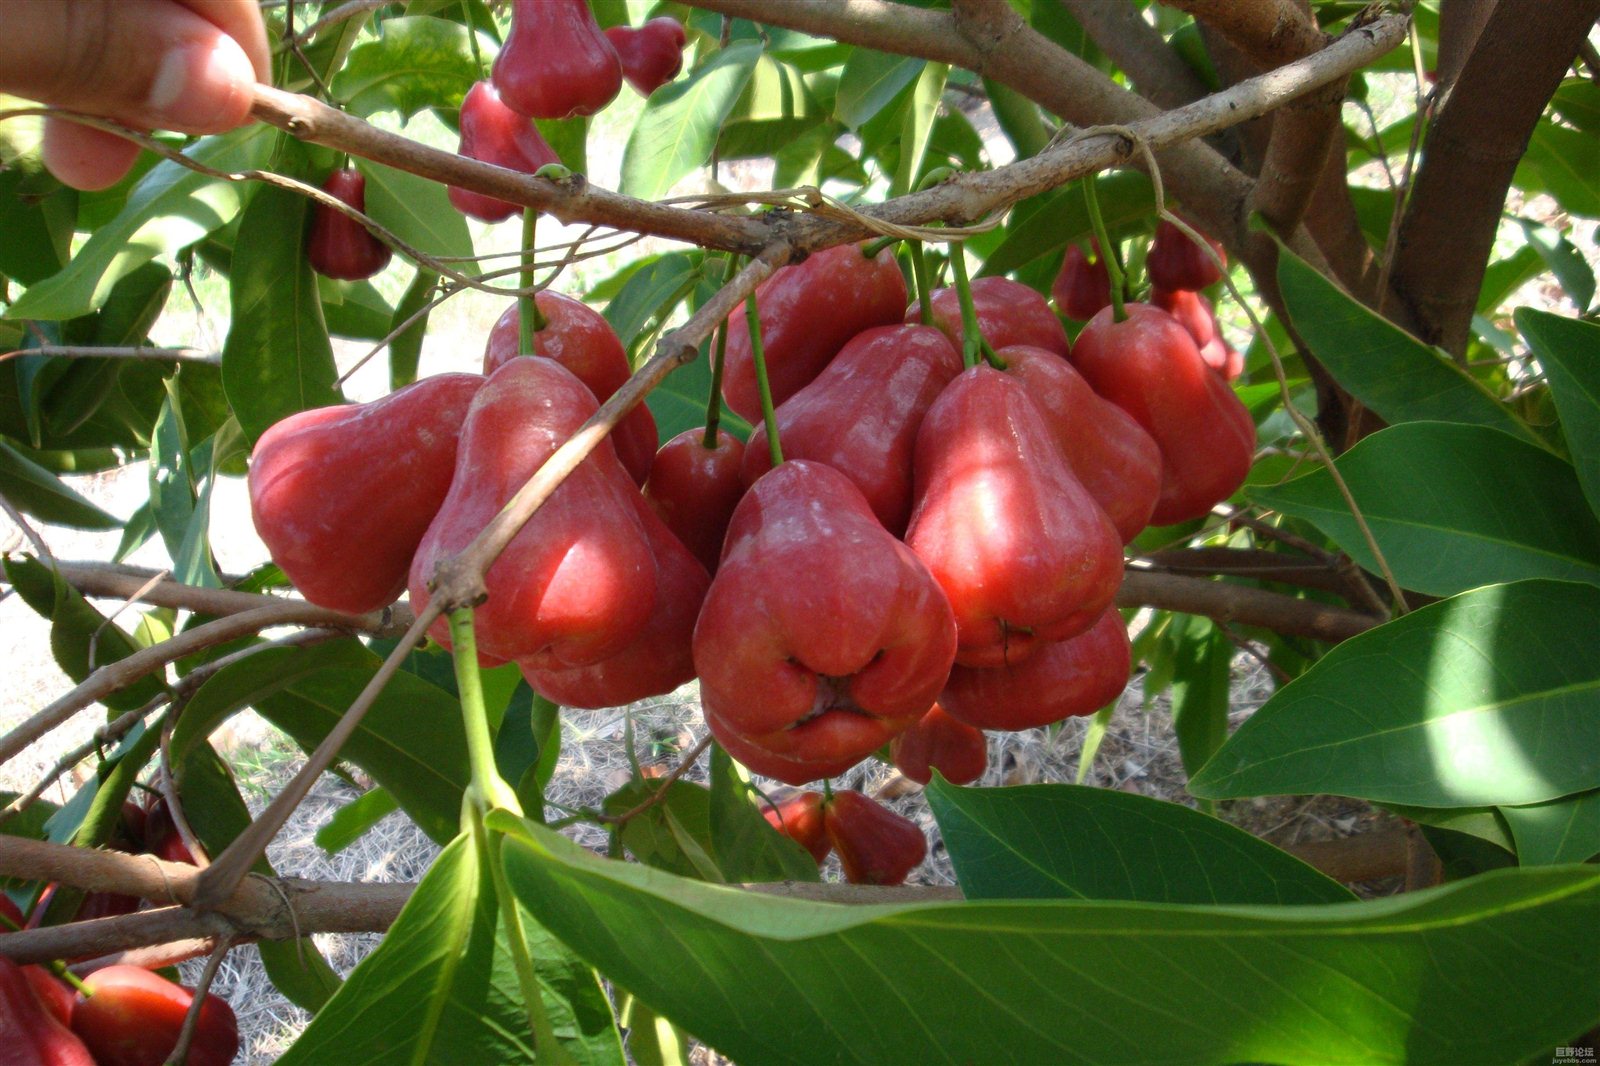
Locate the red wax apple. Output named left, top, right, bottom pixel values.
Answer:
left=521, top=492, right=708, bottom=708
left=740, top=324, right=963, bottom=535
left=760, top=790, right=831, bottom=864
left=409, top=359, right=656, bottom=669
left=823, top=791, right=927, bottom=886
left=906, top=366, right=1123, bottom=668
left=71, top=965, right=237, bottom=1066
left=448, top=80, right=560, bottom=223
left=694, top=461, right=957, bottom=785
left=643, top=428, right=746, bottom=576
left=484, top=295, right=659, bottom=485
left=1151, top=286, right=1215, bottom=348
left=940, top=609, right=1131, bottom=731
left=1147, top=218, right=1226, bottom=291
left=23, top=966, right=75, bottom=1028
left=914, top=276, right=1070, bottom=358
left=1052, top=241, right=1112, bottom=321
left=0, top=958, right=93, bottom=1066
left=493, top=0, right=621, bottom=119
left=890, top=704, right=988, bottom=786
left=995, top=344, right=1161, bottom=543
left=720, top=243, right=908, bottom=423
left=249, top=373, right=485, bottom=615
left=605, top=18, right=687, bottom=96
left=1072, top=303, right=1255, bottom=525
left=306, top=168, right=391, bottom=281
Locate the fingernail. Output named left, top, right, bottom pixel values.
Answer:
left=146, top=35, right=255, bottom=133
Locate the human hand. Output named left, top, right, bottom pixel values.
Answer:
left=0, top=0, right=269, bottom=190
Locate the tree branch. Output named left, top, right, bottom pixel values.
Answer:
left=1388, top=0, right=1600, bottom=356
left=1057, top=0, right=1212, bottom=110
left=1118, top=569, right=1377, bottom=643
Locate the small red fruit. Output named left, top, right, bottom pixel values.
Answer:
left=72, top=965, right=237, bottom=1066
left=890, top=704, right=988, bottom=786
left=915, top=276, right=1071, bottom=358
left=1147, top=218, right=1226, bottom=291
left=760, top=791, right=831, bottom=864
left=23, top=967, right=75, bottom=1028
left=643, top=428, right=746, bottom=576
left=448, top=80, right=560, bottom=223
left=823, top=791, right=927, bottom=886
left=1052, top=242, right=1112, bottom=321
left=0, top=957, right=93, bottom=1066
left=306, top=168, right=391, bottom=281
left=605, top=18, right=688, bottom=96
left=493, top=0, right=622, bottom=119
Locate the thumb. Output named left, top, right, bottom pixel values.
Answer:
left=0, top=0, right=259, bottom=134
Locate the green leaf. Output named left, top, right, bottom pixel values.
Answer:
left=928, top=779, right=1352, bottom=904
left=1518, top=309, right=1600, bottom=521
left=0, top=168, right=75, bottom=287
left=1190, top=580, right=1600, bottom=808
left=1553, top=78, right=1600, bottom=133
left=890, top=62, right=947, bottom=197
left=1501, top=791, right=1600, bottom=866
left=1520, top=221, right=1596, bottom=312
left=707, top=747, right=820, bottom=883
left=1276, top=246, right=1537, bottom=443
left=979, top=171, right=1153, bottom=278
left=222, top=180, right=342, bottom=444
left=1383, top=803, right=1516, bottom=853
left=1169, top=617, right=1233, bottom=779
left=834, top=51, right=924, bottom=129
left=7, top=126, right=276, bottom=320
left=620, top=41, right=762, bottom=201
left=602, top=251, right=699, bottom=353
left=358, top=159, right=474, bottom=265
left=316, top=786, right=401, bottom=856
left=320, top=276, right=397, bottom=341
left=0, top=438, right=121, bottom=529
left=388, top=267, right=439, bottom=389
left=500, top=816, right=1600, bottom=1066
left=280, top=831, right=624, bottom=1066
left=605, top=780, right=724, bottom=881
left=1250, top=422, right=1600, bottom=596
left=1518, top=119, right=1600, bottom=218
left=330, top=15, right=478, bottom=119
left=644, top=337, right=749, bottom=446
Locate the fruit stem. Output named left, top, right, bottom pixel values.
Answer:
left=821, top=779, right=834, bottom=802
left=477, top=819, right=571, bottom=1065
left=1082, top=179, right=1126, bottom=322
left=703, top=254, right=738, bottom=448
left=448, top=609, right=522, bottom=817
left=745, top=292, right=783, bottom=466
left=910, top=241, right=934, bottom=326
left=862, top=235, right=900, bottom=259
left=518, top=209, right=548, bottom=356
left=949, top=245, right=982, bottom=370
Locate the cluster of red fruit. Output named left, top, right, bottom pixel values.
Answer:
left=305, top=0, right=689, bottom=280
left=1, top=804, right=238, bottom=1066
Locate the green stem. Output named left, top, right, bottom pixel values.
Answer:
left=862, top=234, right=900, bottom=259
left=746, top=293, right=783, bottom=466
left=461, top=0, right=485, bottom=74
left=518, top=209, right=547, bottom=356
left=949, top=246, right=983, bottom=370
left=477, top=820, right=569, bottom=1064
left=1082, top=179, right=1126, bottom=322
left=448, top=609, right=520, bottom=816
left=910, top=241, right=934, bottom=326
left=702, top=254, right=739, bottom=447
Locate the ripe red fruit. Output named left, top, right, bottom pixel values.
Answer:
left=740, top=324, right=963, bottom=536
left=306, top=168, right=391, bottom=281
left=409, top=359, right=656, bottom=669
left=890, top=704, right=987, bottom=786
left=72, top=965, right=238, bottom=1066
left=694, top=461, right=957, bottom=785
left=994, top=344, right=1161, bottom=543
left=761, top=791, right=831, bottom=864
left=24, top=967, right=76, bottom=1028
left=484, top=295, right=659, bottom=485
left=1150, top=286, right=1215, bottom=348
left=493, top=0, right=622, bottom=119
left=1052, top=242, right=1112, bottom=321
left=823, top=791, right=927, bottom=886
left=643, top=428, right=746, bottom=576
left=605, top=18, right=688, bottom=96
left=1147, top=218, right=1226, bottom=291
left=142, top=797, right=198, bottom=867
left=906, top=366, right=1123, bottom=668
left=720, top=243, right=908, bottom=423
left=940, top=609, right=1131, bottom=731
left=249, top=373, right=485, bottom=615
left=915, top=276, right=1071, bottom=358
left=521, top=492, right=708, bottom=708
left=1072, top=303, right=1255, bottom=525
left=448, top=80, right=560, bottom=223
left=0, top=957, right=93, bottom=1066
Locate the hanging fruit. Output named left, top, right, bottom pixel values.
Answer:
left=822, top=791, right=928, bottom=886
left=643, top=428, right=747, bottom=576
left=447, top=80, right=559, bottom=223
left=1052, top=241, right=1113, bottom=321
left=916, top=276, right=1071, bottom=357
left=492, top=0, right=622, bottom=119
left=305, top=168, right=391, bottom=281
left=605, top=17, right=688, bottom=96
left=1147, top=218, right=1227, bottom=291
left=940, top=609, right=1132, bottom=731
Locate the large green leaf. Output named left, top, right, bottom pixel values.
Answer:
left=499, top=816, right=1600, bottom=1066
left=330, top=15, right=478, bottom=119
left=1501, top=791, right=1600, bottom=866
left=358, top=159, right=474, bottom=265
left=620, top=41, right=762, bottom=201
left=890, top=62, right=947, bottom=197
left=1169, top=617, right=1234, bottom=779
left=280, top=831, right=624, bottom=1066
left=1250, top=422, right=1600, bottom=596
left=834, top=51, right=924, bottom=129
left=222, top=180, right=342, bottom=443
left=1276, top=248, right=1537, bottom=443
left=7, top=126, right=275, bottom=320
left=1518, top=119, right=1600, bottom=218
left=979, top=171, right=1153, bottom=278
left=1190, top=580, right=1600, bottom=808
left=0, top=438, right=122, bottom=529
left=927, top=779, right=1352, bottom=904
left=1518, top=309, right=1600, bottom=521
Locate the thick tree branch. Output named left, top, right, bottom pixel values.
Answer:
left=1118, top=569, right=1377, bottom=643
left=1388, top=0, right=1600, bottom=356
left=1057, top=0, right=1212, bottom=110
left=1435, top=0, right=1497, bottom=100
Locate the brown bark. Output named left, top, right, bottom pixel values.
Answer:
left=1058, top=0, right=1212, bottom=110
left=1435, top=0, right=1498, bottom=98
left=1389, top=0, right=1600, bottom=356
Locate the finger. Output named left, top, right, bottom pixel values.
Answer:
left=41, top=119, right=144, bottom=191
left=0, top=0, right=257, bottom=134
left=176, top=0, right=271, bottom=83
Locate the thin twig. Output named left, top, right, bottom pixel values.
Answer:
left=595, top=736, right=715, bottom=825
left=0, top=492, right=53, bottom=562
left=168, top=935, right=234, bottom=1066
left=0, top=346, right=219, bottom=365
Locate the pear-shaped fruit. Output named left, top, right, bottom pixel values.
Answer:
left=605, top=17, right=687, bottom=96
left=760, top=790, right=831, bottom=864
left=447, top=80, right=559, bottom=223
left=0, top=958, right=93, bottom=1066
left=1052, top=241, right=1112, bottom=321
left=914, top=276, right=1070, bottom=358
left=890, top=704, right=987, bottom=785
left=1147, top=218, right=1226, bottom=291
left=306, top=168, right=390, bottom=281
left=72, top=965, right=237, bottom=1066
left=249, top=373, right=485, bottom=615
left=644, top=427, right=746, bottom=576
left=492, top=0, right=622, bottom=119
left=940, top=609, right=1131, bottom=731
left=823, top=791, right=927, bottom=885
